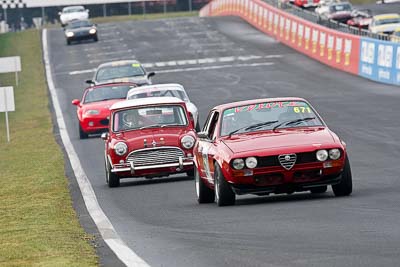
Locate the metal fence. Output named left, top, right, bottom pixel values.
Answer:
left=264, top=0, right=391, bottom=41
left=0, top=0, right=209, bottom=32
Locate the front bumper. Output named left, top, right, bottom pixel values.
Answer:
left=111, top=156, right=194, bottom=174
left=67, top=33, right=97, bottom=41
left=231, top=175, right=341, bottom=195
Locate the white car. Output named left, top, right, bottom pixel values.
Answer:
left=59, top=6, right=89, bottom=27
left=126, top=83, right=200, bottom=131
left=369, top=13, right=400, bottom=34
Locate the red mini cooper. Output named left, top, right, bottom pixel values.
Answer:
left=102, top=97, right=196, bottom=187
left=194, top=97, right=352, bottom=206
left=72, top=82, right=137, bottom=139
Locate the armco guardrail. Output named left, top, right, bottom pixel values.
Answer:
left=199, top=0, right=400, bottom=86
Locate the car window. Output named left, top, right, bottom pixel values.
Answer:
left=128, top=89, right=189, bottom=101
left=330, top=4, right=351, bottom=12
left=220, top=100, right=323, bottom=136
left=83, top=85, right=134, bottom=103
left=64, top=7, right=85, bottom=13
left=66, top=20, right=92, bottom=29
left=112, top=105, right=188, bottom=132
left=96, top=64, right=145, bottom=82
left=207, top=112, right=219, bottom=140
left=375, top=17, right=400, bottom=26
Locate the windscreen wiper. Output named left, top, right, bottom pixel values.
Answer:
left=228, top=120, right=279, bottom=137
left=273, top=117, right=316, bottom=132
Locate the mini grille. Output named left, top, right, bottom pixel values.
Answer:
left=278, top=154, right=297, bottom=170
left=126, top=147, right=184, bottom=167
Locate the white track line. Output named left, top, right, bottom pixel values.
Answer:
left=69, top=54, right=283, bottom=75
left=154, top=62, right=274, bottom=73
left=43, top=29, right=150, bottom=267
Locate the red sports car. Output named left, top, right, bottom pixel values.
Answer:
left=194, top=97, right=352, bottom=206
left=102, top=97, right=196, bottom=187
left=72, top=82, right=137, bottom=139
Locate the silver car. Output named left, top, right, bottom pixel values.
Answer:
left=87, top=60, right=155, bottom=86
left=126, top=83, right=200, bottom=131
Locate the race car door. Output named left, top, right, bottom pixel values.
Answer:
left=196, top=110, right=220, bottom=186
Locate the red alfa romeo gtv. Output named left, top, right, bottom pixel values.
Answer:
left=194, top=97, right=352, bottom=206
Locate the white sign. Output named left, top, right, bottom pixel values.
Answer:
left=0, top=87, right=15, bottom=112
left=0, top=86, right=14, bottom=143
left=0, top=56, right=21, bottom=73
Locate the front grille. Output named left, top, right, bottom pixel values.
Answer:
left=126, top=147, right=184, bottom=167
left=278, top=154, right=297, bottom=170
left=258, top=152, right=317, bottom=168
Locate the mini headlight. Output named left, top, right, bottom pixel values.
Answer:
left=329, top=149, right=341, bottom=160
left=85, top=109, right=100, bottom=115
left=66, top=31, right=74, bottom=37
left=316, top=149, right=328, bottom=162
left=114, top=142, right=127, bottom=156
left=245, top=157, right=257, bottom=169
left=232, top=158, right=245, bottom=170
left=89, top=28, right=97, bottom=34
left=181, top=135, right=195, bottom=149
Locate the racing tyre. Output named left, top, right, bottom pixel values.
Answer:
left=186, top=169, right=194, bottom=178
left=79, top=124, right=89, bottom=139
left=93, top=35, right=98, bottom=42
left=332, top=156, right=352, bottom=197
left=195, top=167, right=214, bottom=203
left=214, top=163, right=235, bottom=206
left=66, top=39, right=71, bottom=45
left=310, top=186, right=327, bottom=194
left=105, top=158, right=120, bottom=188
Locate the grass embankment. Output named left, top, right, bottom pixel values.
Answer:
left=0, top=30, right=98, bottom=266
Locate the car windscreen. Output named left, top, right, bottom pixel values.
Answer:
left=66, top=20, right=92, bottom=29
left=96, top=64, right=145, bottom=82
left=330, top=4, right=352, bottom=12
left=113, top=105, right=188, bottom=132
left=64, top=7, right=85, bottom=13
left=375, top=17, right=400, bottom=25
left=83, top=85, right=135, bottom=103
left=220, top=100, right=324, bottom=136
left=127, top=89, right=189, bottom=102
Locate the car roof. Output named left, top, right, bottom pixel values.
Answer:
left=110, top=96, right=185, bottom=110
left=373, top=13, right=400, bottom=20
left=213, top=97, right=308, bottom=111
left=97, top=60, right=142, bottom=69
left=126, top=83, right=185, bottom=97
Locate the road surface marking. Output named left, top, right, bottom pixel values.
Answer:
left=43, top=29, right=150, bottom=267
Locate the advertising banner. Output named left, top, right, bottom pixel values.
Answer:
left=359, top=37, right=400, bottom=85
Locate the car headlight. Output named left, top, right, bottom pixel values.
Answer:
left=114, top=142, right=128, bottom=156
left=316, top=149, right=328, bottom=161
left=66, top=31, right=74, bottom=37
left=329, top=149, right=341, bottom=160
left=85, top=109, right=100, bottom=115
left=245, top=157, right=257, bottom=169
left=89, top=28, right=97, bottom=34
left=232, top=158, right=245, bottom=170
left=181, top=135, right=195, bottom=149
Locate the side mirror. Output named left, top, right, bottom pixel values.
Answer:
left=197, top=131, right=209, bottom=139
left=147, top=72, right=155, bottom=78
left=101, top=132, right=108, bottom=140
left=58, top=12, right=62, bottom=16
left=86, top=79, right=94, bottom=85
left=71, top=99, right=80, bottom=106
left=86, top=9, right=90, bottom=13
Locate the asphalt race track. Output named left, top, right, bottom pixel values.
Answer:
left=46, top=16, right=400, bottom=267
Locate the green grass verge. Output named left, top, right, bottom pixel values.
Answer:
left=0, top=30, right=98, bottom=266
left=44, top=10, right=198, bottom=28
left=350, top=0, right=376, bottom=5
